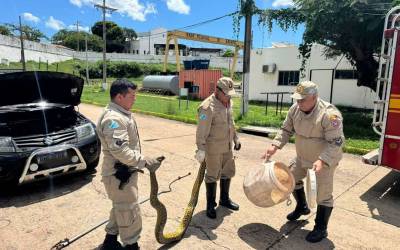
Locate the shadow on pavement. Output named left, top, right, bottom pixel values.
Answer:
left=185, top=207, right=233, bottom=240
left=360, top=170, right=400, bottom=228
left=238, top=222, right=282, bottom=249
left=0, top=170, right=96, bottom=208
left=277, top=220, right=335, bottom=250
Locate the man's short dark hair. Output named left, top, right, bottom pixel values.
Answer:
left=110, top=78, right=137, bottom=99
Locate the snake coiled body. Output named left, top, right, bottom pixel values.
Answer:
left=150, top=161, right=206, bottom=244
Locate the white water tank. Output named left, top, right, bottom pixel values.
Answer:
left=142, top=75, right=179, bottom=95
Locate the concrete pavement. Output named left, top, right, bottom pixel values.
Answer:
left=0, top=103, right=399, bottom=250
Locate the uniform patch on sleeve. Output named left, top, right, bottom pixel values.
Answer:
left=199, top=114, right=207, bottom=120
left=109, top=120, right=119, bottom=129
left=334, top=137, right=343, bottom=146
left=329, top=114, right=341, bottom=128
left=115, top=139, right=125, bottom=147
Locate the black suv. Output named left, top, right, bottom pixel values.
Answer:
left=0, top=71, right=100, bottom=185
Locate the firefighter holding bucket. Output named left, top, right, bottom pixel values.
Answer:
left=263, top=81, right=345, bottom=243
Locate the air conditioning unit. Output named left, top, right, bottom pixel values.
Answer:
left=262, top=63, right=276, bottom=73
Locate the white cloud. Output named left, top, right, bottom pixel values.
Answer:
left=144, top=3, right=157, bottom=15
left=68, top=24, right=90, bottom=32
left=166, top=0, right=190, bottom=14
left=22, top=12, right=40, bottom=23
left=70, top=0, right=157, bottom=21
left=272, top=0, right=294, bottom=8
left=70, top=0, right=83, bottom=8
left=45, top=16, right=65, bottom=31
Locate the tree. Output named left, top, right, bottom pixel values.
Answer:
left=91, top=21, right=137, bottom=53
left=238, top=0, right=400, bottom=90
left=123, top=27, right=137, bottom=40
left=6, top=23, right=47, bottom=42
left=0, top=25, right=11, bottom=36
left=52, top=29, right=102, bottom=51
left=222, top=48, right=235, bottom=57
left=91, top=21, right=125, bottom=52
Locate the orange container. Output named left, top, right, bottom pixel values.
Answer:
left=179, top=69, right=223, bottom=99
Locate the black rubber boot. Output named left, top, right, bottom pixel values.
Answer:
left=206, top=182, right=217, bottom=219
left=124, top=242, right=139, bottom=250
left=219, top=179, right=239, bottom=211
left=287, top=187, right=311, bottom=221
left=101, top=234, right=122, bottom=250
left=306, top=205, right=333, bottom=243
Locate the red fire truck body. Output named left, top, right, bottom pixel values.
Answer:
left=363, top=7, right=400, bottom=171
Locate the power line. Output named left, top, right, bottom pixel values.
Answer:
left=136, top=11, right=239, bottom=39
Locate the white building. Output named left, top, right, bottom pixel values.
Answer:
left=189, top=47, right=223, bottom=57
left=130, top=28, right=169, bottom=55
left=130, top=28, right=190, bottom=56
left=130, top=28, right=228, bottom=58
left=249, top=44, right=376, bottom=109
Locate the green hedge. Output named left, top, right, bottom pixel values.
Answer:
left=77, top=61, right=177, bottom=79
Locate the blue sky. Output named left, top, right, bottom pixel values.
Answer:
left=1, top=0, right=304, bottom=49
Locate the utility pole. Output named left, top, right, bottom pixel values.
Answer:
left=148, top=29, right=151, bottom=55
left=74, top=20, right=80, bottom=51
left=95, top=0, right=117, bottom=91
left=18, top=16, right=26, bottom=71
left=241, top=0, right=254, bottom=115
left=85, top=33, right=90, bottom=84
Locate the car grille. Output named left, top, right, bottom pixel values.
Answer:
left=13, top=130, right=77, bottom=149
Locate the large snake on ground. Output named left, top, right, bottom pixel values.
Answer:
left=149, top=159, right=206, bottom=244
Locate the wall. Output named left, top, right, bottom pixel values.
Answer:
left=0, top=34, right=243, bottom=71
left=249, top=46, right=302, bottom=104
left=73, top=52, right=243, bottom=72
left=0, top=34, right=73, bottom=64
left=248, top=44, right=376, bottom=109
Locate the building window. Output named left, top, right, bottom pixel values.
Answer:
left=335, top=70, right=358, bottom=79
left=278, top=71, right=300, bottom=86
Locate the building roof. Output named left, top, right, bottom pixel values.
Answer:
left=189, top=47, right=222, bottom=52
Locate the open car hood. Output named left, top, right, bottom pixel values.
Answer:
left=0, top=71, right=84, bottom=106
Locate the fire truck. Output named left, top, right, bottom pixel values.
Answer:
left=362, top=6, right=400, bottom=171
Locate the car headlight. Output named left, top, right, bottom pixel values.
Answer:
left=75, top=123, right=95, bottom=141
left=0, top=137, right=16, bottom=153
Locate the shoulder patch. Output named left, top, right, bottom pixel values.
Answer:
left=109, top=120, right=120, bottom=129
left=199, top=113, right=207, bottom=120
left=329, top=114, right=341, bottom=128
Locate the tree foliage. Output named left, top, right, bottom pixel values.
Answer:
left=52, top=29, right=102, bottom=51
left=0, top=25, right=11, bottom=36
left=222, top=48, right=235, bottom=57
left=5, top=23, right=47, bottom=42
left=123, top=27, right=137, bottom=40
left=91, top=21, right=130, bottom=53
left=239, top=0, right=400, bottom=90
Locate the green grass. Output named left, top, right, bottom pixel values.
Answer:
left=1, top=60, right=379, bottom=155
left=81, top=84, right=379, bottom=155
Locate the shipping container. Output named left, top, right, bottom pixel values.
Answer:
left=179, top=69, right=223, bottom=99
